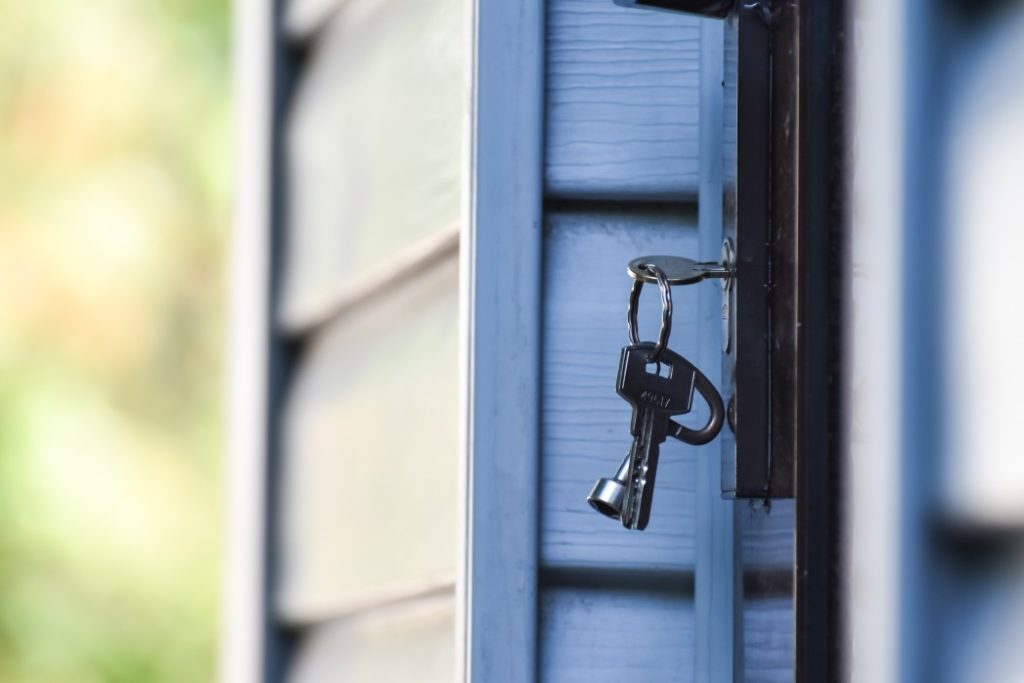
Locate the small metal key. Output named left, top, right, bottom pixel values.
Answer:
left=587, top=259, right=727, bottom=530
left=627, top=254, right=732, bottom=286
left=587, top=343, right=727, bottom=527
left=616, top=342, right=698, bottom=530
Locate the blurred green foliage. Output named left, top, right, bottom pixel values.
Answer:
left=0, top=0, right=230, bottom=680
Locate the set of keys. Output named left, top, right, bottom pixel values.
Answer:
left=587, top=258, right=726, bottom=531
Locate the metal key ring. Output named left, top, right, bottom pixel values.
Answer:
left=627, top=263, right=673, bottom=363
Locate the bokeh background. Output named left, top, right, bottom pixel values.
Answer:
left=0, top=0, right=230, bottom=680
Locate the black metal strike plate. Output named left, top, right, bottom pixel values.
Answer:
left=725, top=0, right=798, bottom=500
left=612, top=0, right=798, bottom=499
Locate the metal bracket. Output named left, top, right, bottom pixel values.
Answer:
left=720, top=0, right=798, bottom=500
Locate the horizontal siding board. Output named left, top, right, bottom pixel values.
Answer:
left=540, top=587, right=695, bottom=682
left=740, top=501, right=794, bottom=677
left=743, top=598, right=795, bottom=683
left=287, top=593, right=455, bottom=683
left=541, top=209, right=705, bottom=570
left=277, top=255, right=459, bottom=623
left=741, top=499, right=795, bottom=569
left=281, top=0, right=464, bottom=329
left=546, top=0, right=703, bottom=199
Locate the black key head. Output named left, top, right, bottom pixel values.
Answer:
left=616, top=342, right=697, bottom=423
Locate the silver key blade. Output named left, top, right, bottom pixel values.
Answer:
left=622, top=408, right=666, bottom=531
left=616, top=343, right=694, bottom=531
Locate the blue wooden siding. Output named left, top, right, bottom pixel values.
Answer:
left=545, top=0, right=702, bottom=199
left=740, top=501, right=795, bottom=682
left=742, top=597, right=795, bottom=683
left=740, top=501, right=795, bottom=568
left=541, top=209, right=701, bottom=572
left=540, top=586, right=697, bottom=681
left=535, top=3, right=795, bottom=680
left=465, top=0, right=794, bottom=679
left=539, top=4, right=706, bottom=671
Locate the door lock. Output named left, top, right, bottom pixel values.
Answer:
left=615, top=0, right=800, bottom=501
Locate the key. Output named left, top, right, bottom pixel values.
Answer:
left=616, top=341, right=698, bottom=530
left=627, top=255, right=732, bottom=286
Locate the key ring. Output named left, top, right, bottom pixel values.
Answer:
left=627, top=263, right=672, bottom=363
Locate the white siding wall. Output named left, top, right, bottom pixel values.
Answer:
left=275, top=0, right=464, bottom=678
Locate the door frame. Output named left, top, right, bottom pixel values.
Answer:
left=792, top=1, right=847, bottom=680
left=458, top=1, right=545, bottom=681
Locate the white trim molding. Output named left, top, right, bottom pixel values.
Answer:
left=221, top=0, right=274, bottom=680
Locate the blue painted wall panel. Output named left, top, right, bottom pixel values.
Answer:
left=539, top=587, right=696, bottom=682
left=534, top=4, right=794, bottom=680
left=541, top=209, right=702, bottom=571
left=743, top=598, right=794, bottom=683
left=546, top=0, right=702, bottom=199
